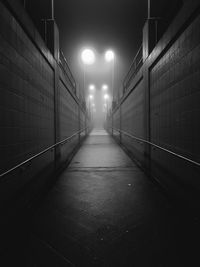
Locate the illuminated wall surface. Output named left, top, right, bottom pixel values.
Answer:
left=0, top=0, right=199, bottom=209
left=108, top=1, right=200, bottom=203
left=0, top=1, right=89, bottom=204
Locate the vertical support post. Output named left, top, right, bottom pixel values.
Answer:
left=83, top=65, right=85, bottom=94
left=148, top=0, right=151, bottom=19
left=85, top=111, right=87, bottom=135
left=54, top=61, right=60, bottom=169
left=111, top=112, right=113, bottom=136
left=46, top=20, right=59, bottom=62
left=51, top=0, right=54, bottom=20
left=78, top=106, right=81, bottom=143
left=45, top=20, right=60, bottom=168
left=143, top=64, right=151, bottom=174
left=143, top=18, right=151, bottom=173
left=112, top=57, right=115, bottom=104
left=119, top=105, right=122, bottom=144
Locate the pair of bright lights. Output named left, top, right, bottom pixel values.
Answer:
left=89, top=94, right=94, bottom=100
left=89, top=94, right=109, bottom=100
left=89, top=84, right=108, bottom=91
left=81, top=49, right=114, bottom=65
left=104, top=94, right=109, bottom=100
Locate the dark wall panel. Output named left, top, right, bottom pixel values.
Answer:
left=150, top=13, right=200, bottom=192
left=0, top=2, right=55, bottom=195
left=107, top=1, right=200, bottom=205
left=121, top=79, right=145, bottom=164
left=59, top=79, right=79, bottom=164
left=113, top=108, right=120, bottom=138
left=0, top=1, right=88, bottom=206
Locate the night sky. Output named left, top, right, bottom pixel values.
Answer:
left=25, top=0, right=182, bottom=93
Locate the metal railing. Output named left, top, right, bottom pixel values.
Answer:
left=112, top=128, right=200, bottom=168
left=0, top=128, right=88, bottom=179
left=123, top=45, right=143, bottom=92
left=59, top=50, right=76, bottom=92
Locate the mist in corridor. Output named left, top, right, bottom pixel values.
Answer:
left=1, top=1, right=200, bottom=266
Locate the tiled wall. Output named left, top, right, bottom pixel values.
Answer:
left=150, top=13, right=200, bottom=192
left=108, top=2, right=200, bottom=200
left=0, top=2, right=88, bottom=204
left=59, top=79, right=79, bottom=164
left=150, top=15, right=200, bottom=161
left=80, top=109, right=86, bottom=138
left=0, top=2, right=54, bottom=173
left=112, top=108, right=120, bottom=137
left=121, top=78, right=145, bottom=164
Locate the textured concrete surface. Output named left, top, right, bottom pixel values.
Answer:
left=109, top=2, right=200, bottom=199
left=28, top=129, right=186, bottom=266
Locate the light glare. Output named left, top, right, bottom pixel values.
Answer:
left=105, top=50, right=115, bottom=62
left=89, top=94, right=94, bottom=100
left=89, top=84, right=95, bottom=91
left=81, top=49, right=95, bottom=65
left=104, top=94, right=109, bottom=100
left=102, top=84, right=108, bottom=91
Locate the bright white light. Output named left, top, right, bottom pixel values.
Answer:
left=89, top=94, right=94, bottom=100
left=104, top=94, right=109, bottom=100
left=89, top=84, right=95, bottom=91
left=81, top=49, right=95, bottom=65
left=102, top=84, right=108, bottom=91
left=105, top=50, right=115, bottom=62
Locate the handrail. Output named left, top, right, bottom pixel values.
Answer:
left=123, top=45, right=143, bottom=90
left=125, top=45, right=142, bottom=79
left=112, top=127, right=200, bottom=168
left=0, top=128, right=88, bottom=179
left=59, top=50, right=76, bottom=89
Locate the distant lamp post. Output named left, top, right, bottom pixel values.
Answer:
left=81, top=48, right=95, bottom=99
left=51, top=0, right=54, bottom=20
left=81, top=49, right=95, bottom=65
left=104, top=94, right=110, bottom=114
left=104, top=94, right=109, bottom=100
left=102, top=84, right=108, bottom=91
left=89, top=84, right=95, bottom=91
left=105, top=50, right=115, bottom=105
left=89, top=94, right=94, bottom=100
left=148, top=0, right=151, bottom=19
left=88, top=94, right=94, bottom=118
left=105, top=50, right=115, bottom=62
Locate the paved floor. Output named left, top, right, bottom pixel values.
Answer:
left=29, top=129, right=182, bottom=266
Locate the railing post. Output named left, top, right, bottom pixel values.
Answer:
left=48, top=21, right=60, bottom=169
left=119, top=105, right=122, bottom=144
left=143, top=61, right=151, bottom=175
left=111, top=113, right=113, bottom=136
left=45, top=20, right=60, bottom=62
left=54, top=61, right=61, bottom=169
left=78, top=106, right=81, bottom=144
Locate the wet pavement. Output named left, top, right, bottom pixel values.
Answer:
left=29, top=129, right=183, bottom=266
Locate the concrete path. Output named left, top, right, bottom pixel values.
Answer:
left=30, top=129, right=180, bottom=266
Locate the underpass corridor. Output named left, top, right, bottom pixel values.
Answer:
left=28, top=129, right=182, bottom=266
left=1, top=1, right=200, bottom=266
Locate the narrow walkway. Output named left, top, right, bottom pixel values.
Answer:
left=30, top=130, right=180, bottom=266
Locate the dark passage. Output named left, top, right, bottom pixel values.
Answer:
left=1, top=1, right=200, bottom=266
left=29, top=130, right=181, bottom=266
